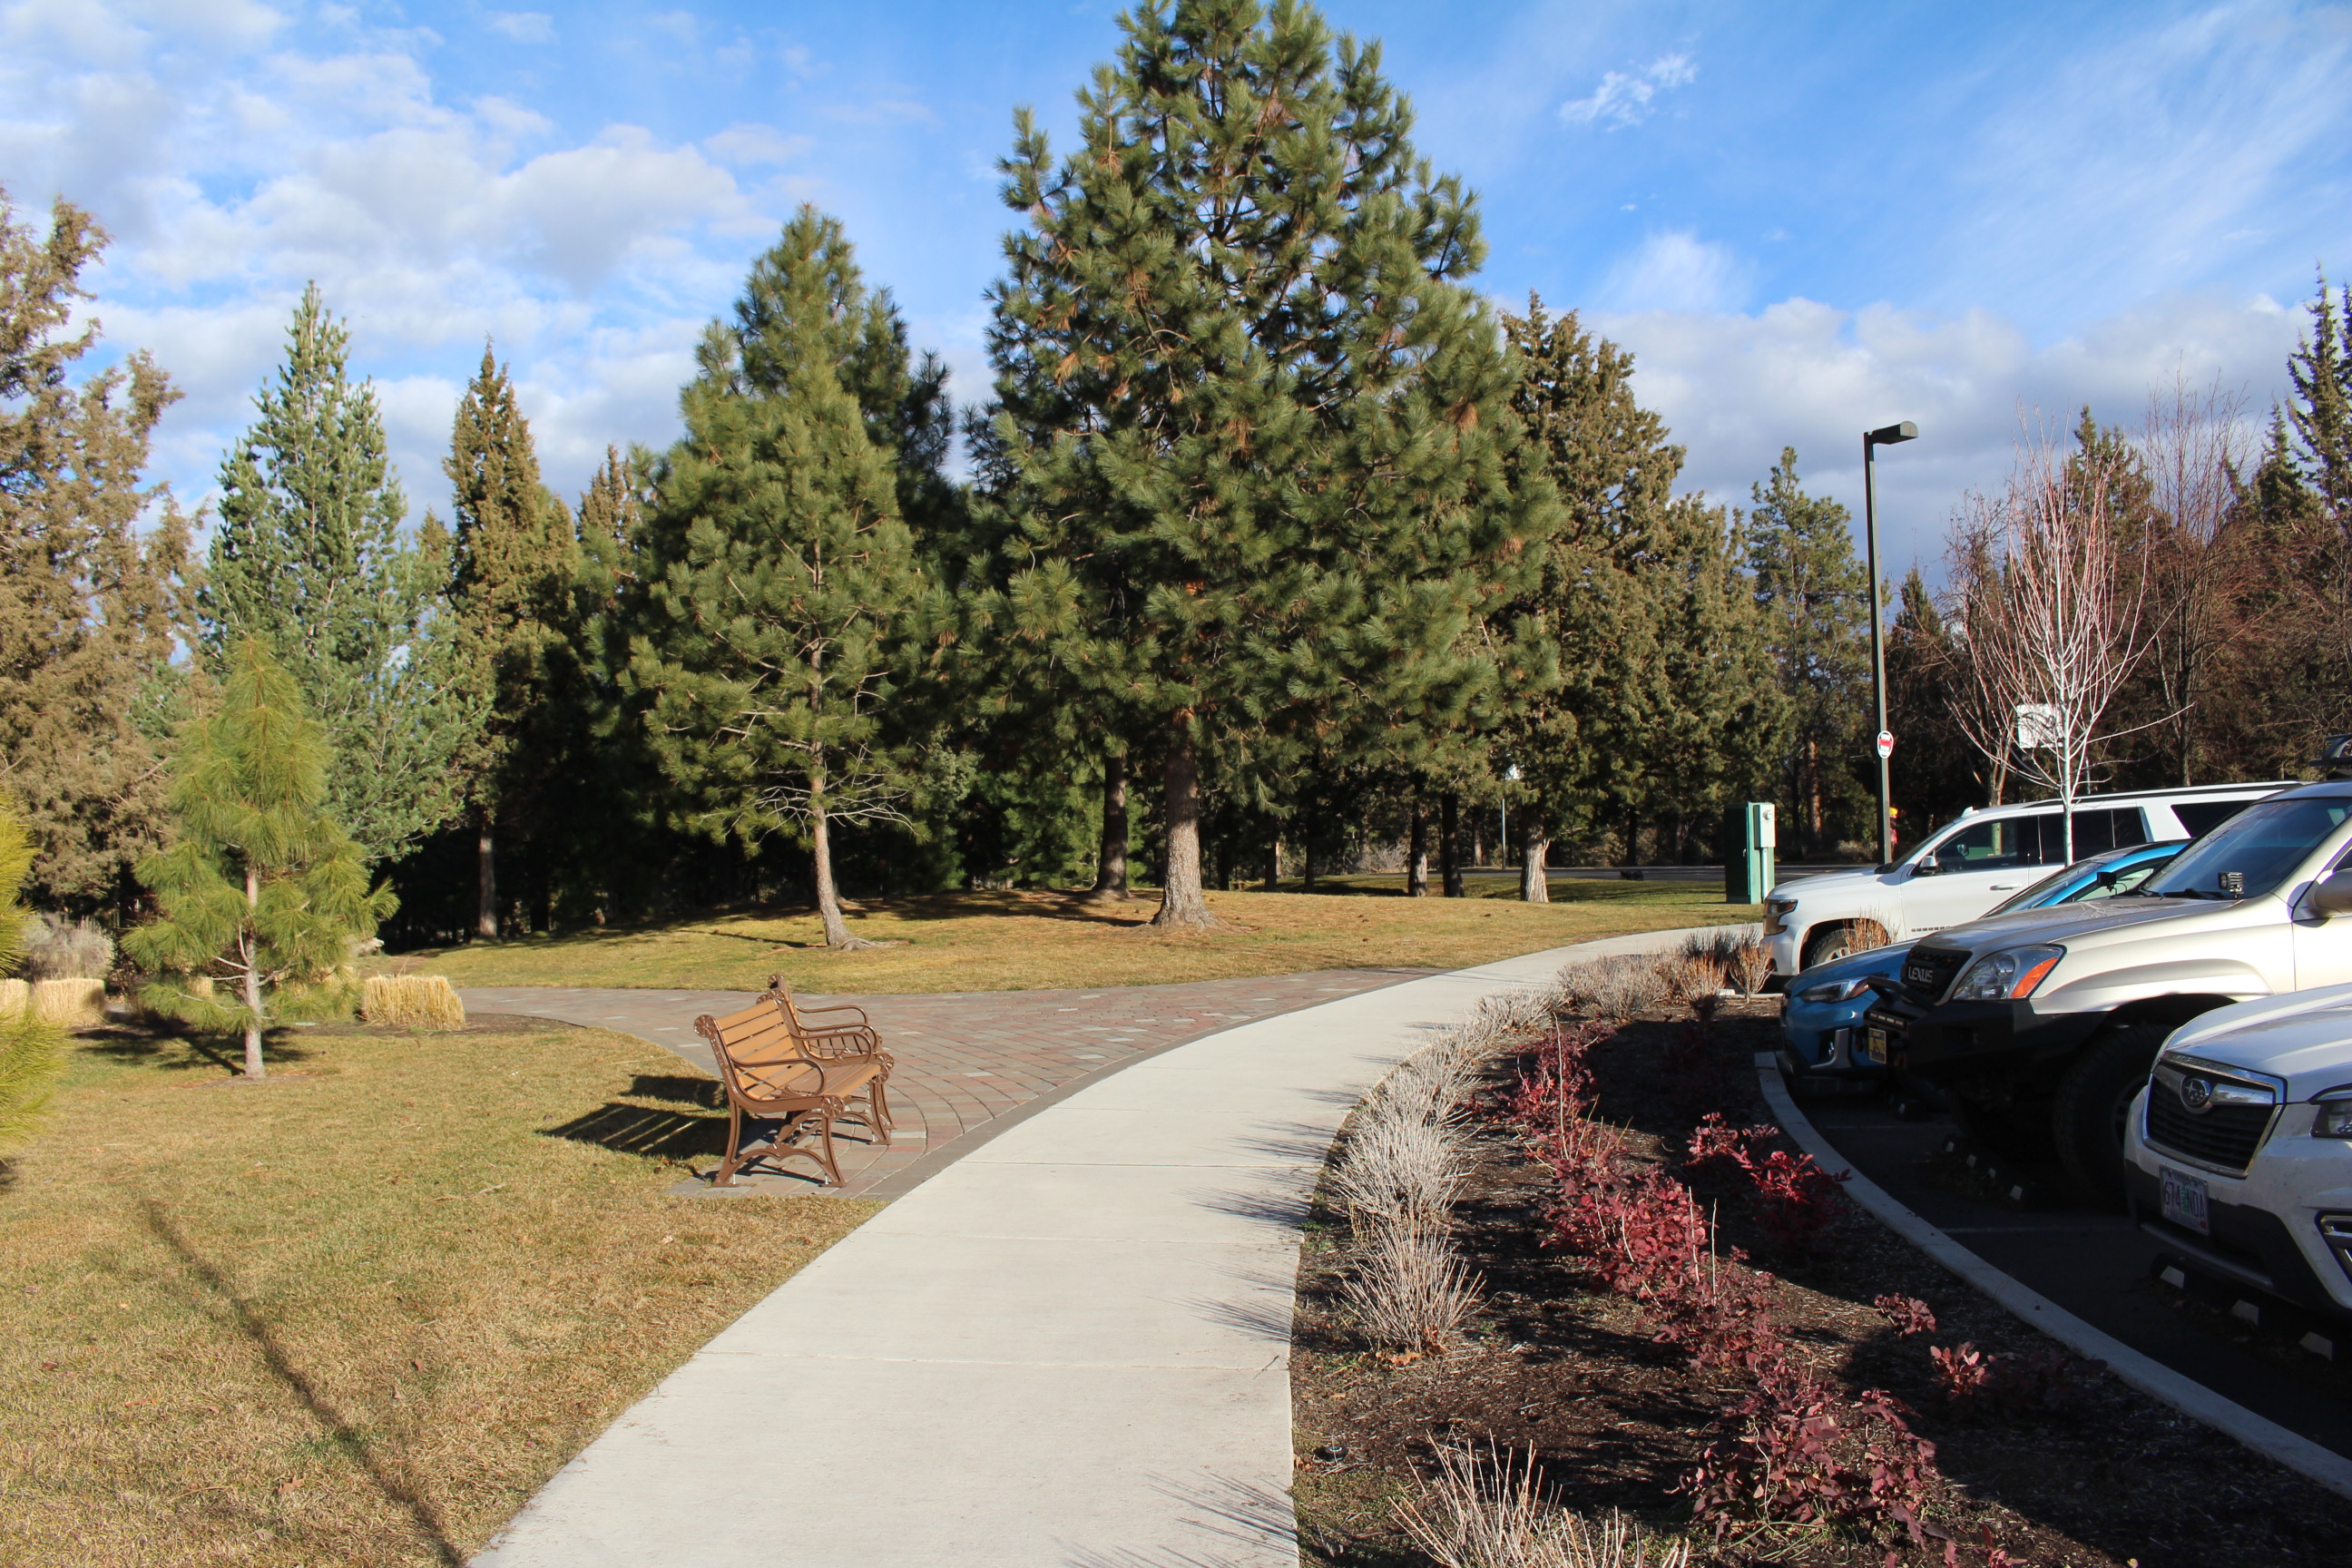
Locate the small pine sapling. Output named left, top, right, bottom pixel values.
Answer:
left=125, top=641, right=395, bottom=1079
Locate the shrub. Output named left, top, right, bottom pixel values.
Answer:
left=30, top=978, right=106, bottom=1029
left=1397, top=1443, right=1694, bottom=1568
left=1683, top=1113, right=1850, bottom=1253
left=1342, top=1222, right=1484, bottom=1351
left=359, top=974, right=467, bottom=1031
left=1333, top=1110, right=1468, bottom=1239
left=1555, top=956, right=1671, bottom=1023
left=1930, top=1342, right=2084, bottom=1419
left=18, top=913, right=113, bottom=983
left=1682, top=1369, right=1939, bottom=1545
left=1873, top=1294, right=1938, bottom=1338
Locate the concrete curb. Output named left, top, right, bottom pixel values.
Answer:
left=1755, top=1053, right=2352, bottom=1504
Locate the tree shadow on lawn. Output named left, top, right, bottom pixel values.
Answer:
left=79, top=1027, right=320, bottom=1078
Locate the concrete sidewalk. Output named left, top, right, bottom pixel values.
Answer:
left=474, top=927, right=1725, bottom=1568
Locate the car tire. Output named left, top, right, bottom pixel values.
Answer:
left=1801, top=925, right=1857, bottom=970
left=2052, top=1024, right=2170, bottom=1210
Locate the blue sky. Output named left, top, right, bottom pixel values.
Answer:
left=5, top=0, right=2348, bottom=568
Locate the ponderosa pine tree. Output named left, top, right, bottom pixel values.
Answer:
left=444, top=344, right=580, bottom=937
left=0, top=191, right=193, bottom=916
left=126, top=641, right=394, bottom=1081
left=630, top=209, right=929, bottom=949
left=979, top=0, right=1553, bottom=927
left=1745, top=449, right=1871, bottom=857
left=202, top=284, right=479, bottom=863
left=1493, top=298, right=1676, bottom=894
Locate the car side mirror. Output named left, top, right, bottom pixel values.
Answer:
left=2313, top=870, right=2352, bottom=918
left=1912, top=855, right=1942, bottom=877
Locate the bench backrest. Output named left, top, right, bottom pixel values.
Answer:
left=699, top=1001, right=826, bottom=1104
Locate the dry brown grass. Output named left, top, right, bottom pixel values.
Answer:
left=370, top=883, right=1754, bottom=995
left=360, top=974, right=467, bottom=1030
left=0, top=1020, right=870, bottom=1566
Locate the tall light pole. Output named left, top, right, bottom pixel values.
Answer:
left=1864, top=420, right=1917, bottom=867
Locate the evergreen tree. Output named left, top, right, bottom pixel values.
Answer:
left=444, top=344, right=580, bottom=937
left=1494, top=297, right=1676, bottom=890
left=0, top=808, right=65, bottom=1152
left=202, top=284, right=480, bottom=863
left=980, top=0, right=1552, bottom=926
left=1745, top=448, right=1870, bottom=857
left=0, top=191, right=193, bottom=916
left=125, top=642, right=394, bottom=1081
left=2288, top=273, right=2352, bottom=526
left=630, top=209, right=929, bottom=949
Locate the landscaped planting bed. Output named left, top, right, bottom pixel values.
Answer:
left=1293, top=982, right=2345, bottom=1567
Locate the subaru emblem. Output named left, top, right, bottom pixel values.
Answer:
left=2180, top=1075, right=2214, bottom=1114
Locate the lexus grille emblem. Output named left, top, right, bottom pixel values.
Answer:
left=2180, top=1076, right=2215, bottom=1114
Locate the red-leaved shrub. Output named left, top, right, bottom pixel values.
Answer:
left=1874, top=1293, right=1938, bottom=1338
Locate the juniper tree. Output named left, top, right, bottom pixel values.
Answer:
left=1745, top=449, right=1871, bottom=856
left=125, top=642, right=394, bottom=1081
left=444, top=344, right=580, bottom=936
left=202, top=285, right=479, bottom=862
left=0, top=191, right=193, bottom=916
left=979, top=0, right=1553, bottom=926
left=631, top=209, right=930, bottom=949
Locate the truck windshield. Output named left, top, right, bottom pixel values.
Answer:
left=2142, top=797, right=2352, bottom=900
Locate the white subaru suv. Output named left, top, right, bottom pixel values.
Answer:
left=1761, top=781, right=2288, bottom=976
left=2125, top=985, right=2352, bottom=1321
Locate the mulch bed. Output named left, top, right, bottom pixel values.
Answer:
left=1291, top=1002, right=2346, bottom=1567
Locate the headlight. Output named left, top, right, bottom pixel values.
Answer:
left=2316, top=1090, right=2352, bottom=1140
left=1798, top=977, right=1874, bottom=1004
left=1950, top=944, right=2065, bottom=1003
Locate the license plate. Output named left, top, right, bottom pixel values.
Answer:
left=2160, top=1166, right=2210, bottom=1236
left=1864, top=1027, right=1888, bottom=1064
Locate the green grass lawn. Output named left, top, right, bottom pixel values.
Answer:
left=377, top=877, right=1757, bottom=994
left=0, top=1020, right=870, bottom=1567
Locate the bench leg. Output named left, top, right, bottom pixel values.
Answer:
left=868, top=1070, right=894, bottom=1147
left=715, top=1104, right=744, bottom=1187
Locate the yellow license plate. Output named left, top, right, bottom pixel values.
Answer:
left=1865, top=1027, right=1888, bottom=1064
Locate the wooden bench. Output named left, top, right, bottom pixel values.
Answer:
left=697, top=987, right=893, bottom=1189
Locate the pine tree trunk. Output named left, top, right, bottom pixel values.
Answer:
left=1441, top=792, right=1465, bottom=897
left=1152, top=733, right=1214, bottom=927
left=241, top=868, right=266, bottom=1080
left=809, top=779, right=875, bottom=950
left=1407, top=799, right=1429, bottom=897
left=1302, top=833, right=1316, bottom=891
left=1520, top=825, right=1551, bottom=903
left=1088, top=750, right=1131, bottom=901
left=475, top=812, right=498, bottom=940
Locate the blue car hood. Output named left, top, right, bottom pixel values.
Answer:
left=1790, top=940, right=1913, bottom=991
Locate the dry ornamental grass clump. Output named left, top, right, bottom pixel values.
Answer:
left=1396, top=1444, right=1693, bottom=1568
left=361, top=974, right=468, bottom=1030
left=19, top=912, right=114, bottom=982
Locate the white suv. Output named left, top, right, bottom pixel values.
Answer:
left=2125, top=985, right=2352, bottom=1321
left=1762, top=781, right=2288, bottom=975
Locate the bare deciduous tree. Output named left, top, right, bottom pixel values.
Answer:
left=1948, top=429, right=2164, bottom=860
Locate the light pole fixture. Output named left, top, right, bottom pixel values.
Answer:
left=1864, top=420, right=1918, bottom=867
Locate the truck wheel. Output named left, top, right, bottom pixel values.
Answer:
left=1801, top=926, right=1857, bottom=969
left=2052, top=1024, right=2168, bottom=1210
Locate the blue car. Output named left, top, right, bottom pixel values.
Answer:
left=1777, top=840, right=2179, bottom=1091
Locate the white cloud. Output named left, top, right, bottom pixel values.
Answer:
left=484, top=11, right=554, bottom=44
left=1594, top=288, right=2303, bottom=572
left=1601, top=230, right=1745, bottom=313
left=704, top=122, right=814, bottom=167
left=1559, top=53, right=1696, bottom=130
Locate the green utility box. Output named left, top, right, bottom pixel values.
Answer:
left=1723, top=801, right=1777, bottom=904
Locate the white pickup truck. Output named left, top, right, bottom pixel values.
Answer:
left=1761, top=780, right=2287, bottom=976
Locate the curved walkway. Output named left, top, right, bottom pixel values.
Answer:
left=474, top=928, right=1710, bottom=1567
left=461, top=970, right=1433, bottom=1198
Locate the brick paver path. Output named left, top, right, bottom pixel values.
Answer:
left=460, top=969, right=1432, bottom=1198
